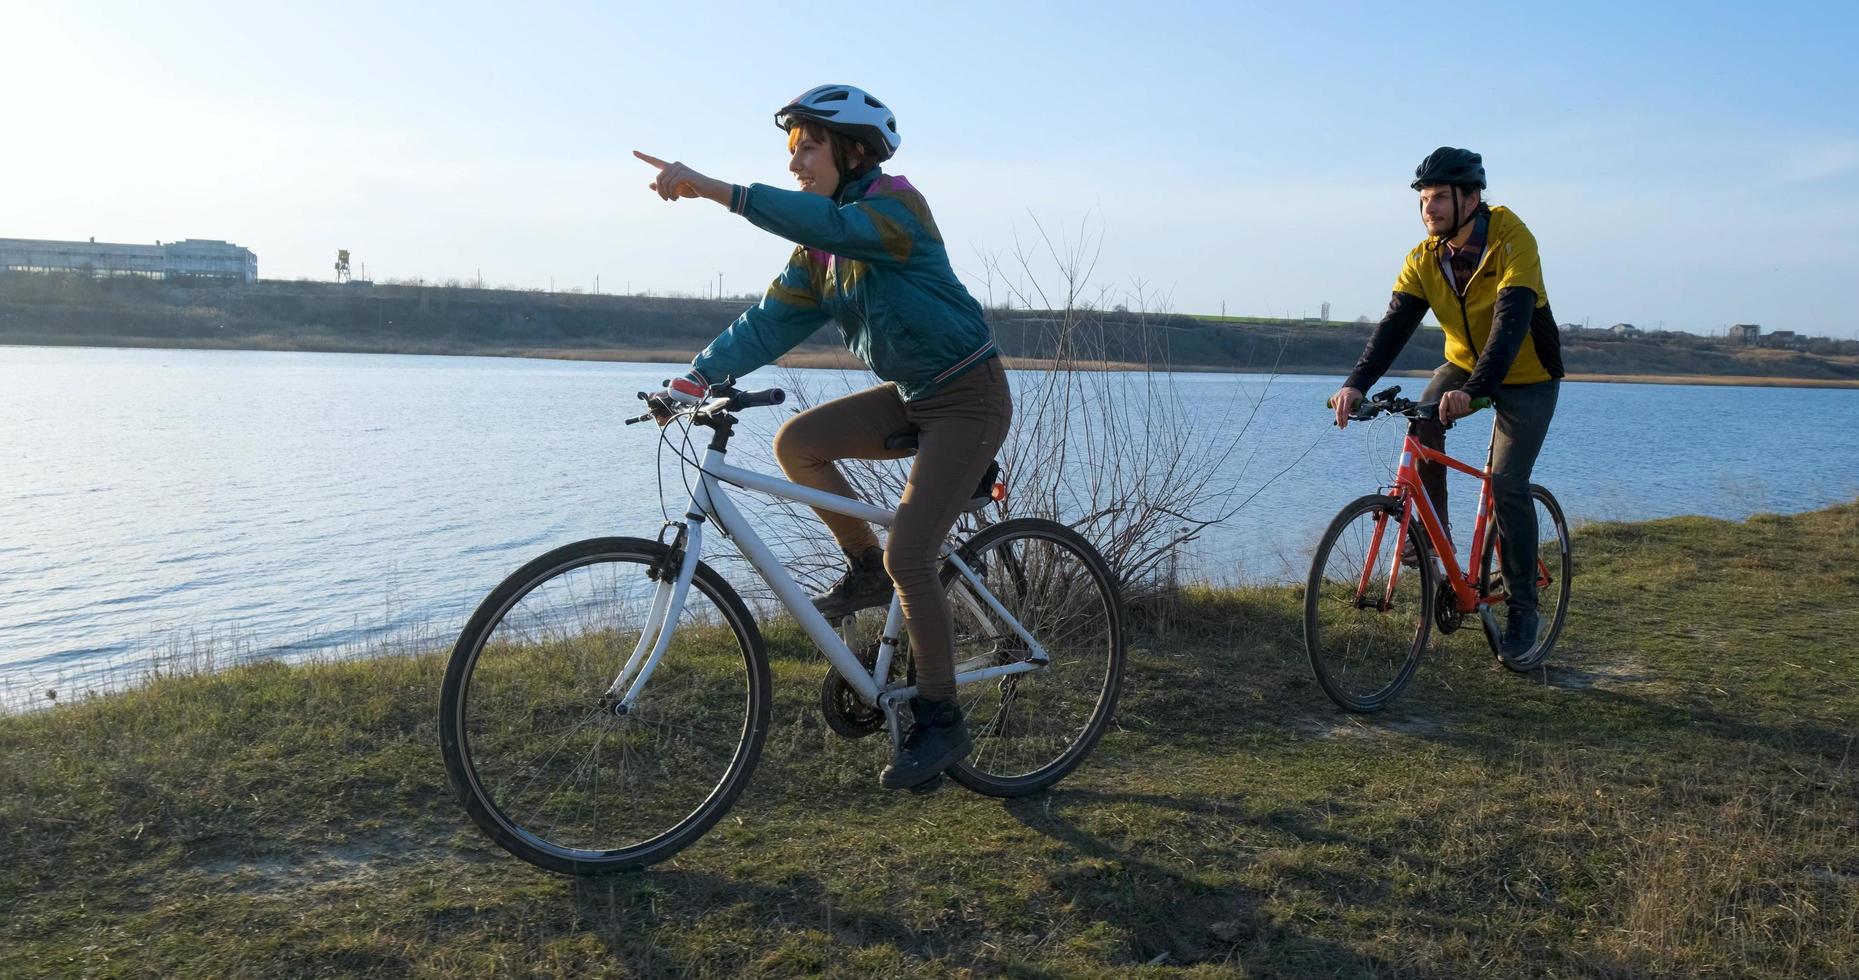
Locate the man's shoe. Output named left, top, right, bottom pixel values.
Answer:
left=880, top=696, right=973, bottom=790
left=811, top=546, right=894, bottom=620
left=1500, top=607, right=1540, bottom=662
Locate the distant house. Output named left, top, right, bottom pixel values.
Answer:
left=1728, top=323, right=1761, bottom=346
left=1762, top=330, right=1804, bottom=350
left=1609, top=323, right=1641, bottom=337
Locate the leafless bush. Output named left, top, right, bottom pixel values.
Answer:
left=707, top=215, right=1285, bottom=612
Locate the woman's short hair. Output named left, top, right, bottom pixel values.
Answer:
left=787, top=120, right=878, bottom=179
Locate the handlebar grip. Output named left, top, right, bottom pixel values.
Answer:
left=733, top=388, right=786, bottom=409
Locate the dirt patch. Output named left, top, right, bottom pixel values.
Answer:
left=196, top=832, right=488, bottom=894
left=1547, top=659, right=1652, bottom=691
left=1297, top=713, right=1442, bottom=740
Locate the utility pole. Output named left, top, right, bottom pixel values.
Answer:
left=718, top=271, right=724, bottom=300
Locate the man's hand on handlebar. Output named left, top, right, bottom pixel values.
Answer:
left=1329, top=386, right=1363, bottom=429
left=645, top=376, right=706, bottom=426
left=1438, top=389, right=1474, bottom=423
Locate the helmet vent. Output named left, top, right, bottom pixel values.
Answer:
left=817, top=89, right=850, bottom=102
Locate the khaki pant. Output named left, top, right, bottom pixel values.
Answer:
left=772, top=359, right=1013, bottom=699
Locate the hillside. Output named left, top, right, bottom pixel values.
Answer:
left=4, top=272, right=1857, bottom=385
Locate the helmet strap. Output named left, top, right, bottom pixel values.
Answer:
left=1428, top=186, right=1480, bottom=252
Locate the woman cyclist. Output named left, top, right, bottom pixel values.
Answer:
left=634, top=84, right=1011, bottom=791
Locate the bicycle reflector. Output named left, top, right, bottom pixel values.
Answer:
left=991, top=481, right=1008, bottom=502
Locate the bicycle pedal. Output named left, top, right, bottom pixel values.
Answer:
left=906, top=773, right=946, bottom=795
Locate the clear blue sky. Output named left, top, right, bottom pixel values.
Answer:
left=5, top=1, right=1856, bottom=337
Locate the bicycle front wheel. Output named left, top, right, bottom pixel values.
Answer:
left=1304, top=494, right=1435, bottom=712
left=1479, top=484, right=1572, bottom=672
left=438, top=536, right=770, bottom=875
left=941, top=518, right=1125, bottom=797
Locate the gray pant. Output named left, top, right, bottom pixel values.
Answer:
left=1415, top=364, right=1559, bottom=613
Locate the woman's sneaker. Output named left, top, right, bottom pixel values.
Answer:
left=811, top=546, right=894, bottom=620
left=880, top=696, right=973, bottom=790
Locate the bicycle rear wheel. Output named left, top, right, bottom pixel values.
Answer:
left=1304, top=494, right=1435, bottom=712
left=438, top=537, right=770, bottom=875
left=1479, top=484, right=1572, bottom=672
left=940, top=518, right=1124, bottom=797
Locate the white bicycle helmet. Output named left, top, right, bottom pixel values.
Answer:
left=775, top=84, right=900, bottom=162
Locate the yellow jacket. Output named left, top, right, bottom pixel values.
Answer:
left=1394, top=206, right=1557, bottom=386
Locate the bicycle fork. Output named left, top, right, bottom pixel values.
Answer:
left=599, top=518, right=706, bottom=715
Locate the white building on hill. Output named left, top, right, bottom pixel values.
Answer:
left=0, top=237, right=257, bottom=282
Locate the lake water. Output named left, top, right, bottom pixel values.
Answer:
left=4, top=345, right=1855, bottom=707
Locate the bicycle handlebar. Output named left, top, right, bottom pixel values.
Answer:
left=1325, top=384, right=1493, bottom=426
left=624, top=381, right=787, bottom=426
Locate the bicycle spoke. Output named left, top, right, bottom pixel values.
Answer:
left=443, top=544, right=767, bottom=870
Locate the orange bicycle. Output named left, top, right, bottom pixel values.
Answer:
left=1305, top=386, right=1571, bottom=712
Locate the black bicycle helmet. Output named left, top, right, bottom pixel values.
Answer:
left=1411, top=146, right=1486, bottom=190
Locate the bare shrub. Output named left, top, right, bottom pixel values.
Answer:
left=699, top=215, right=1286, bottom=615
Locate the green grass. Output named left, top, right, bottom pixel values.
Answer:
left=4, top=503, right=1857, bottom=977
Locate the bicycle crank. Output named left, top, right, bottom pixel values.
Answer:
left=1477, top=604, right=1503, bottom=655
left=820, top=641, right=886, bottom=739
left=1435, top=585, right=1464, bottom=634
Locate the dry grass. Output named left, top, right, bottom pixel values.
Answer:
left=2, top=502, right=1857, bottom=976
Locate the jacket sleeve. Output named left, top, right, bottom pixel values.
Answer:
left=690, top=248, right=830, bottom=386
left=1344, top=292, right=1430, bottom=393
left=1494, top=219, right=1547, bottom=296
left=1461, top=287, right=1535, bottom=399
left=1393, top=247, right=1429, bottom=301
left=727, top=183, right=923, bottom=266
left=1461, top=218, right=1549, bottom=398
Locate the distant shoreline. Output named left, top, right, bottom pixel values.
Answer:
left=7, top=338, right=1859, bottom=390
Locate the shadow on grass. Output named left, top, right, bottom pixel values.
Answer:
left=563, top=868, right=936, bottom=975
left=998, top=786, right=1389, bottom=971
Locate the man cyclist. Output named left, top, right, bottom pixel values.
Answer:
left=1328, top=147, right=1563, bottom=662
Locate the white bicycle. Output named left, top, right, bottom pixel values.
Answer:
left=439, top=382, right=1125, bottom=875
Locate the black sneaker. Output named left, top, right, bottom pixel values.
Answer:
left=880, top=696, right=973, bottom=790
left=811, top=546, right=894, bottom=620
left=1500, top=607, right=1539, bottom=662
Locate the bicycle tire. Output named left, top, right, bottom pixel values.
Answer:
left=938, top=518, right=1125, bottom=797
left=439, top=536, right=770, bottom=875
left=1304, top=494, right=1435, bottom=712
left=1478, top=484, right=1572, bottom=672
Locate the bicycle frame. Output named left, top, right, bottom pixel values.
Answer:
left=1373, top=431, right=1499, bottom=614
left=601, top=443, right=1049, bottom=715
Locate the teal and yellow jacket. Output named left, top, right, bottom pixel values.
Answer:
left=689, top=168, right=997, bottom=402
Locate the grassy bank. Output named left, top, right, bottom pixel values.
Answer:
left=3, top=504, right=1857, bottom=977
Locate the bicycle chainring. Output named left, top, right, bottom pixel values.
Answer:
left=1435, top=582, right=1464, bottom=634
left=820, top=641, right=886, bottom=739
